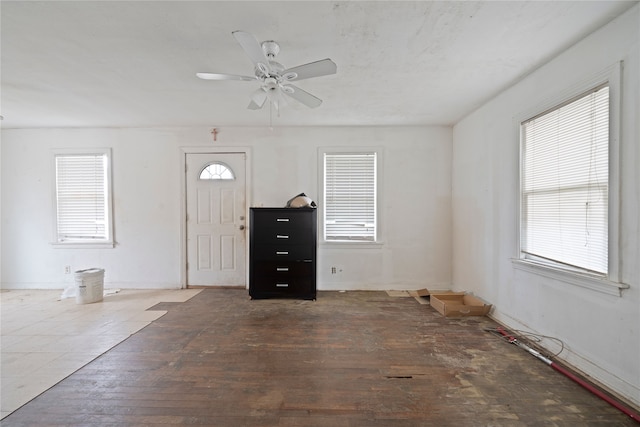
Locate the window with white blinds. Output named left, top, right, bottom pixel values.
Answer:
left=324, top=152, right=377, bottom=241
left=54, top=149, right=112, bottom=244
left=521, top=84, right=609, bottom=274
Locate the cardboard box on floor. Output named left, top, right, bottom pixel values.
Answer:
left=409, top=288, right=465, bottom=305
left=408, top=288, right=491, bottom=317
left=409, top=289, right=431, bottom=298
left=429, top=293, right=492, bottom=317
left=409, top=288, right=462, bottom=298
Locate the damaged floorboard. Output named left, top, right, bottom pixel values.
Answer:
left=3, top=289, right=637, bottom=426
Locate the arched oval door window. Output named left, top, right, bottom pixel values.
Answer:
left=199, top=162, right=236, bottom=181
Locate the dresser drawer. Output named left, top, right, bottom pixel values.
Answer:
left=251, top=209, right=314, bottom=230
left=251, top=244, right=314, bottom=261
left=251, top=277, right=313, bottom=296
left=253, top=261, right=313, bottom=279
left=252, top=227, right=313, bottom=245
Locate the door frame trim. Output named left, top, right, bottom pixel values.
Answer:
left=179, top=146, right=252, bottom=289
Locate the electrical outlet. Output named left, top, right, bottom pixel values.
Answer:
left=64, top=265, right=71, bottom=274
left=331, top=267, right=336, bottom=274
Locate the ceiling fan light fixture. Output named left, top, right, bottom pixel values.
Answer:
left=256, top=62, right=270, bottom=75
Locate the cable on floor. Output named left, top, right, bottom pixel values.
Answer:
left=484, top=327, right=565, bottom=357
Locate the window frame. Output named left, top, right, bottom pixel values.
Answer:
left=512, top=62, right=627, bottom=296
left=318, top=147, right=383, bottom=246
left=52, top=148, right=114, bottom=248
left=521, top=83, right=610, bottom=275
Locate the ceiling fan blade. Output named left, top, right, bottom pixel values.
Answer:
left=282, top=59, right=337, bottom=82
left=248, top=100, right=263, bottom=110
left=282, top=84, right=323, bottom=108
left=232, top=30, right=271, bottom=75
left=248, top=88, right=267, bottom=110
left=196, top=72, right=256, bottom=81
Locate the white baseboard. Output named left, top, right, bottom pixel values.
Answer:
left=0, top=282, right=183, bottom=290
left=489, top=309, right=640, bottom=408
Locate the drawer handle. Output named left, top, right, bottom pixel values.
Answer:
left=276, top=267, right=289, bottom=272
left=276, top=235, right=289, bottom=239
left=276, top=283, right=289, bottom=288
left=276, top=218, right=290, bottom=222
left=276, top=251, right=289, bottom=255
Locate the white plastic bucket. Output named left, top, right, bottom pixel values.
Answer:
left=74, top=268, right=105, bottom=304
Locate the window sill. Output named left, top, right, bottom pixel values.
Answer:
left=320, top=240, right=384, bottom=249
left=511, top=259, right=628, bottom=297
left=52, top=241, right=115, bottom=249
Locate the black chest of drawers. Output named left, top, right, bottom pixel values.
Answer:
left=249, top=207, right=317, bottom=300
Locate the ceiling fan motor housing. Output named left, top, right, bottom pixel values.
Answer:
left=264, top=77, right=279, bottom=91
left=261, top=40, right=280, bottom=58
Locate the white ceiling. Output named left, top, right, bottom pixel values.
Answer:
left=1, top=1, right=637, bottom=129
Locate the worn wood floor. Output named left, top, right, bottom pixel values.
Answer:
left=2, top=289, right=637, bottom=426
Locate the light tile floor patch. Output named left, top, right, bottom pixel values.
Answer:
left=0, top=288, right=201, bottom=419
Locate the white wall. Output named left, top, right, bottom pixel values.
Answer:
left=1, top=126, right=452, bottom=292
left=452, top=6, right=640, bottom=406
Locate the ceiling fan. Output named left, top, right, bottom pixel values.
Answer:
left=197, top=31, right=337, bottom=112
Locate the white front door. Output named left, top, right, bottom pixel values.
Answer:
left=186, top=152, right=247, bottom=287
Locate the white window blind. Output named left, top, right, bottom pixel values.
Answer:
left=55, top=153, right=110, bottom=242
left=521, top=84, right=609, bottom=274
left=324, top=153, right=376, bottom=241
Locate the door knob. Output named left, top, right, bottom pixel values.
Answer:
left=239, top=225, right=245, bottom=230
